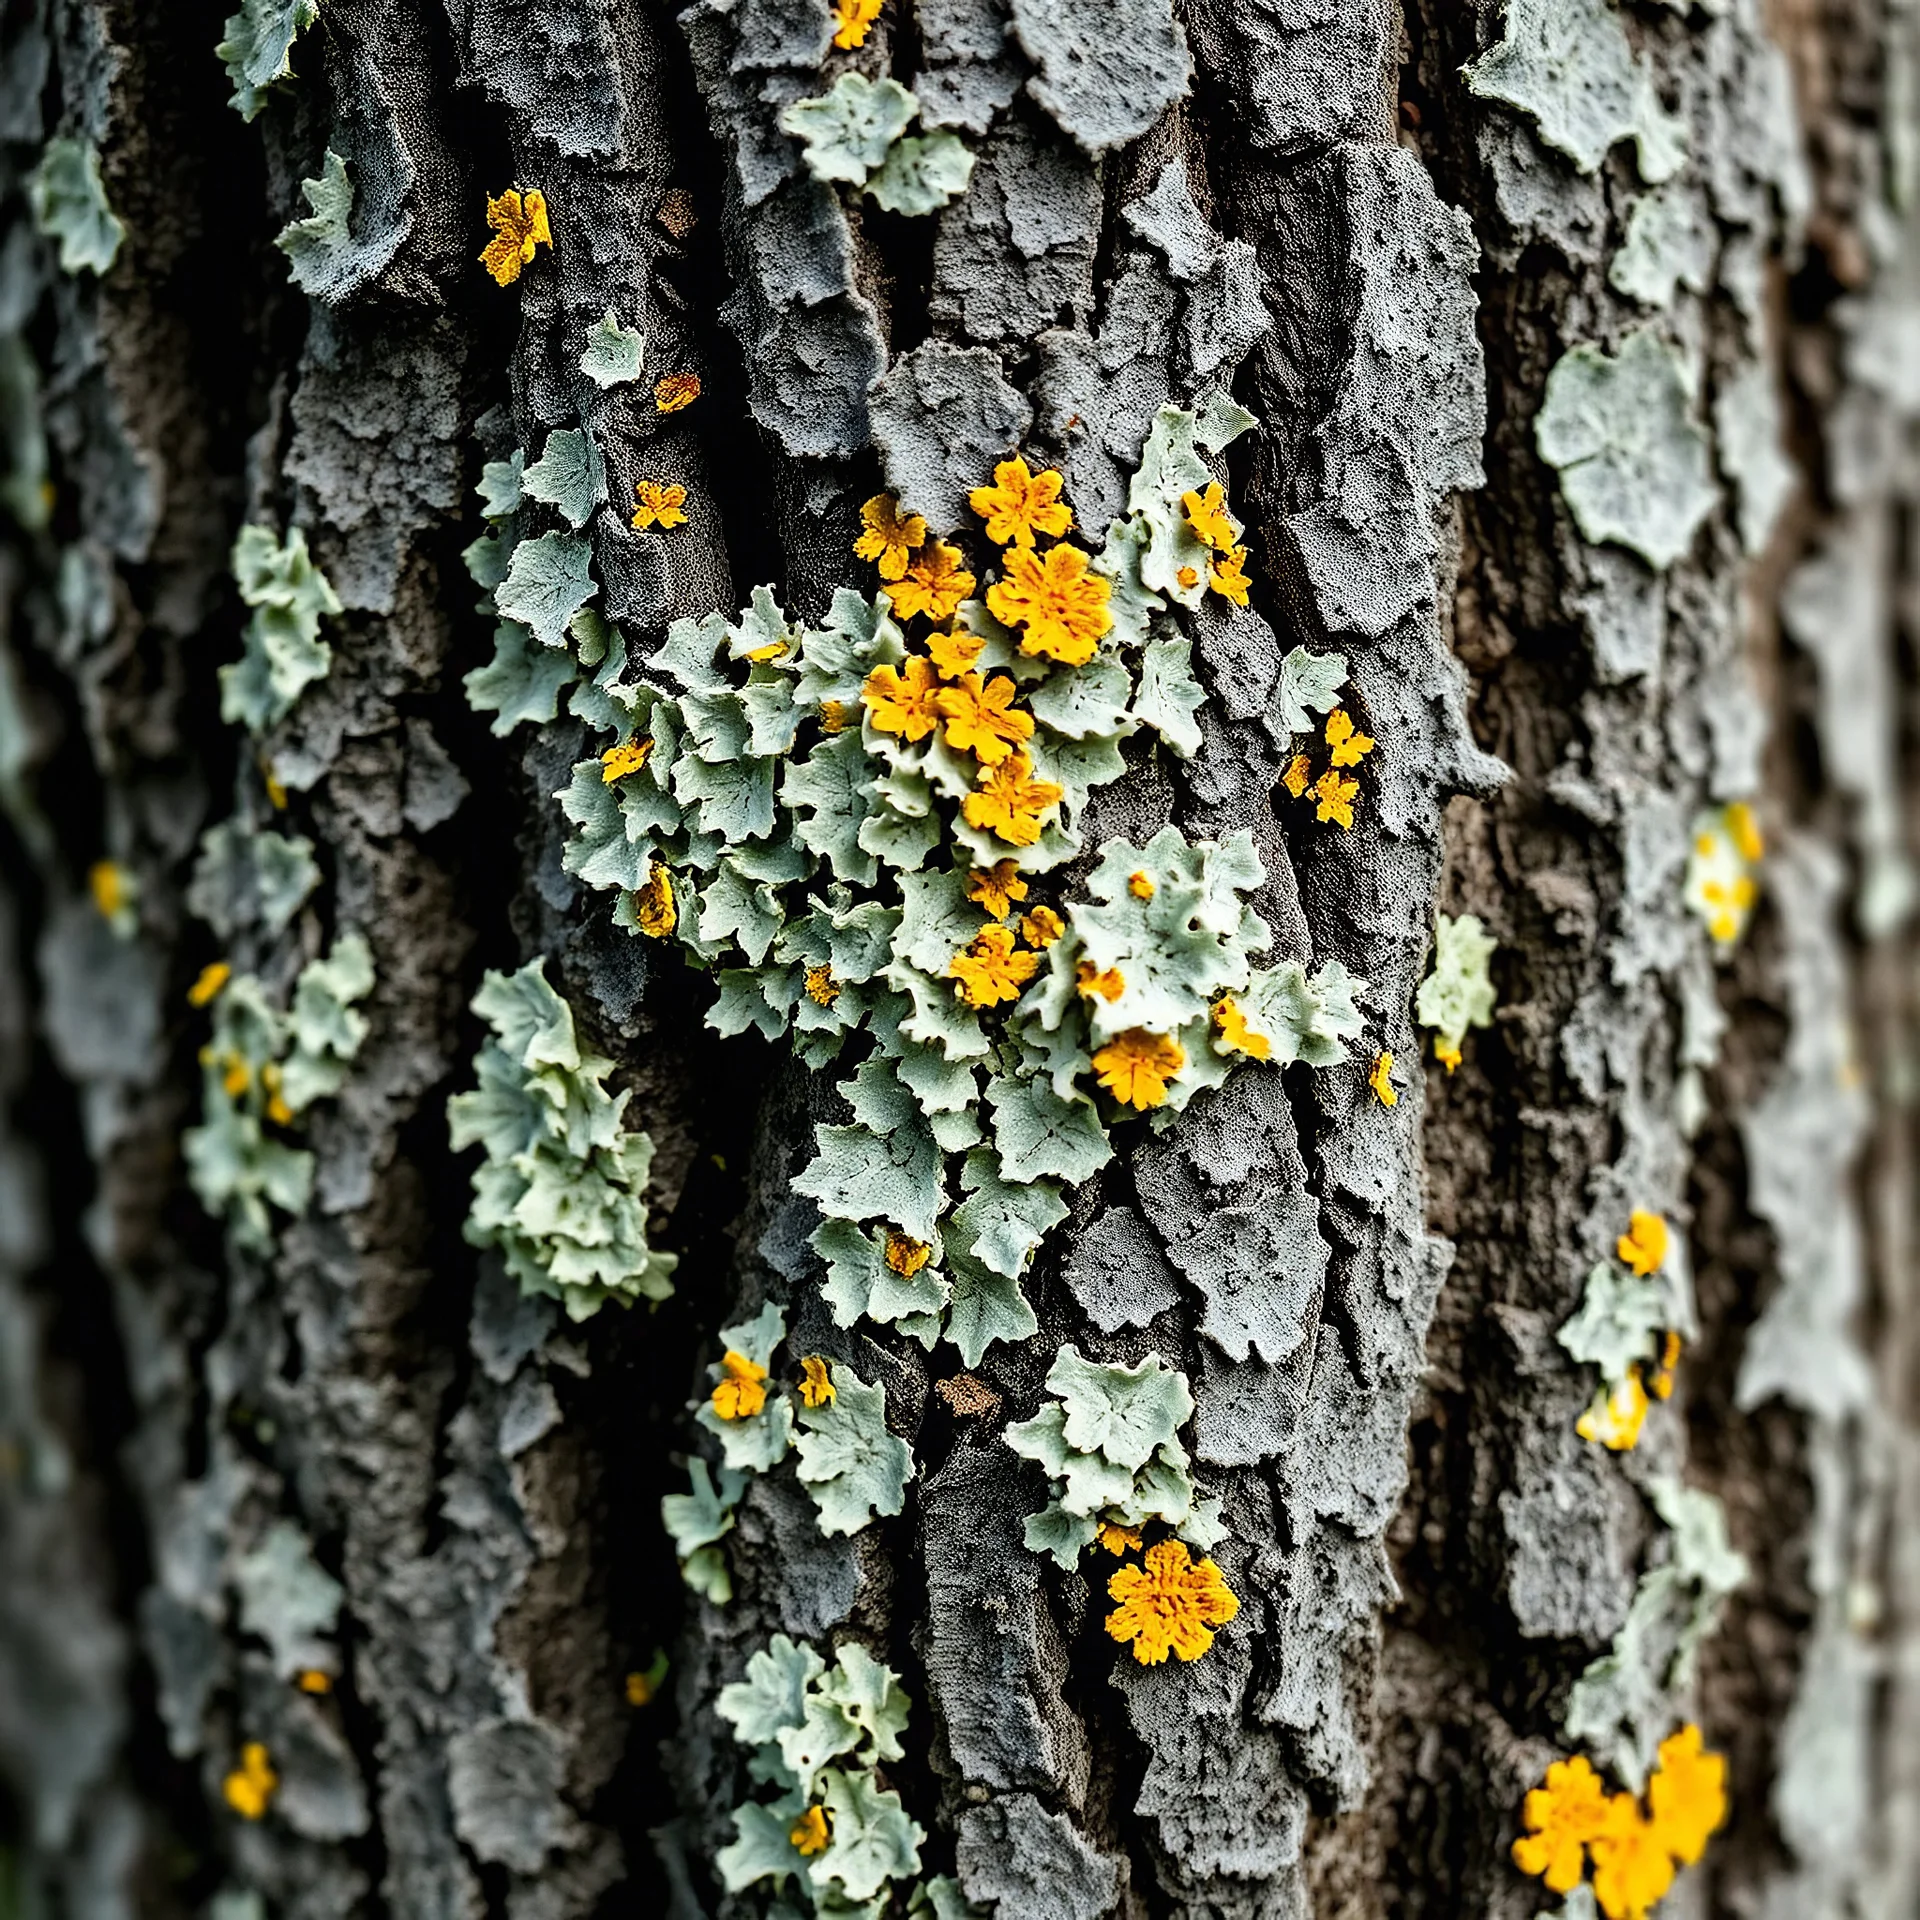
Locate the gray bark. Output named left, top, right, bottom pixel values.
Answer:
left=0, top=0, right=1914, bottom=1917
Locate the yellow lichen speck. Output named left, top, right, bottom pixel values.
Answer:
left=985, top=543, right=1113, bottom=665
left=1075, top=961, right=1125, bottom=1003
left=189, top=961, right=232, bottom=1008
left=1282, top=754, right=1313, bottom=799
left=1576, top=1371, right=1650, bottom=1452
left=1211, top=994, right=1271, bottom=1061
left=1511, top=1754, right=1611, bottom=1896
left=222, top=1742, right=279, bottom=1821
left=1020, top=906, right=1064, bottom=949
left=634, top=862, right=677, bottom=938
left=1104, top=1538, right=1239, bottom=1664
left=1589, top=1795, right=1675, bottom=1920
left=927, top=627, right=986, bottom=677
left=1369, top=1052, right=1397, bottom=1107
left=862, top=656, right=944, bottom=742
left=654, top=372, right=701, bottom=414
left=967, top=859, right=1029, bottom=920
left=833, top=0, right=883, bottom=46
left=790, top=1804, right=832, bottom=1857
left=1208, top=545, right=1251, bottom=606
left=853, top=492, right=926, bottom=581
left=805, top=964, right=841, bottom=1007
left=1314, top=769, right=1359, bottom=830
left=89, top=860, right=127, bottom=921
left=1128, top=870, right=1155, bottom=900
left=480, top=188, right=552, bottom=286
left=950, top=923, right=1038, bottom=1008
left=1616, top=1209, right=1668, bottom=1277
left=711, top=1349, right=769, bottom=1421
left=962, top=751, right=1064, bottom=849
left=601, top=737, right=654, bottom=783
left=970, top=455, right=1073, bottom=547
left=935, top=670, right=1035, bottom=765
left=1097, top=1521, right=1142, bottom=1555
left=1325, top=708, right=1375, bottom=767
left=1646, top=1724, right=1726, bottom=1866
left=1648, top=1329, right=1682, bottom=1401
left=1434, top=1037, right=1462, bottom=1073
left=798, top=1355, right=837, bottom=1408
left=296, top=1668, right=332, bottom=1695
left=1181, top=481, right=1236, bottom=551
left=884, top=1230, right=932, bottom=1277
left=1092, top=1029, right=1185, bottom=1109
left=886, top=542, right=976, bottom=623
left=819, top=698, right=850, bottom=734
left=631, top=480, right=688, bottom=531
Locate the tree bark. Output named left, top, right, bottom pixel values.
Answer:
left=0, top=0, right=1913, bottom=1917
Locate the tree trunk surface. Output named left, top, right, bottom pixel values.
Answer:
left=0, top=0, right=1912, bottom=1917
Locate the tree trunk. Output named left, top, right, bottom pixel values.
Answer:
left=0, top=0, right=1912, bottom=1916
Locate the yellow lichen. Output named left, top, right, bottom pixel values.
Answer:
left=1435, top=1037, right=1462, bottom=1073
left=1646, top=1724, right=1726, bottom=1867
left=1282, top=753, right=1313, bottom=798
left=790, top=1804, right=832, bottom=1857
left=819, top=699, right=850, bottom=734
left=1589, top=1795, right=1675, bottom=1920
left=1104, top=1538, right=1239, bottom=1664
left=653, top=372, right=701, bottom=413
left=89, top=860, right=127, bottom=921
left=711, top=1349, right=769, bottom=1421
left=1097, top=1522, right=1142, bottom=1555
left=189, top=961, right=232, bottom=1008
left=798, top=1355, right=837, bottom=1408
left=631, top=480, right=688, bottom=530
left=805, top=964, right=841, bottom=1007
left=1648, top=1329, right=1682, bottom=1401
left=969, top=455, right=1073, bottom=547
left=1511, top=1755, right=1611, bottom=1896
left=1369, top=1052, right=1397, bottom=1107
left=962, top=751, right=1063, bottom=848
left=832, top=0, right=883, bottom=46
left=1019, top=906, right=1064, bottom=948
left=480, top=187, right=552, bottom=286
left=1314, top=769, right=1359, bottom=829
left=1128, top=870, right=1155, bottom=900
left=967, top=860, right=1029, bottom=920
left=884, top=1230, right=932, bottom=1277
left=926, top=627, right=986, bottom=677
left=261, top=1063, right=293, bottom=1127
left=886, top=542, right=975, bottom=623
left=985, top=543, right=1113, bottom=665
left=935, top=670, right=1035, bottom=765
left=1075, top=961, right=1125, bottom=1003
left=222, top=1742, right=279, bottom=1821
left=1616, top=1209, right=1668, bottom=1277
left=1211, top=994, right=1271, bottom=1061
left=862, top=656, right=944, bottom=742
left=601, top=737, right=654, bottom=782
left=1181, top=481, right=1237, bottom=552
left=1208, top=545, right=1251, bottom=606
left=1325, top=708, right=1375, bottom=767
left=1576, top=1371, right=1650, bottom=1452
left=950, top=923, right=1038, bottom=1008
left=634, top=863, right=676, bottom=938
left=1092, top=1029, right=1184, bottom=1109
left=296, top=1669, right=332, bottom=1696
left=853, top=492, right=926, bottom=581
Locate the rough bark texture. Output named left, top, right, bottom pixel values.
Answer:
left=0, top=0, right=1913, bottom=1918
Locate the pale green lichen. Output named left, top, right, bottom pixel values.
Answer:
left=216, top=0, right=320, bottom=120
left=183, top=936, right=373, bottom=1248
left=1534, top=330, right=1720, bottom=572
left=445, top=958, right=677, bottom=1319
left=520, top=428, right=606, bottom=532
left=1565, top=1481, right=1747, bottom=1787
left=715, top=1634, right=926, bottom=1909
left=220, top=525, right=341, bottom=732
left=274, top=149, right=354, bottom=294
left=660, top=1457, right=747, bottom=1604
left=780, top=73, right=974, bottom=215
left=1415, top=911, right=1497, bottom=1061
left=1005, top=1346, right=1222, bottom=1568
left=580, top=310, right=648, bottom=389
left=1463, top=0, right=1687, bottom=184
left=28, top=138, right=124, bottom=277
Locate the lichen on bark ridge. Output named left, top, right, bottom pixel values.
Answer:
left=0, top=0, right=1914, bottom=1917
